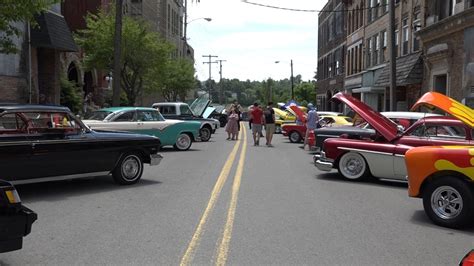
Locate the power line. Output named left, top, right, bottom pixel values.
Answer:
left=241, top=0, right=388, bottom=13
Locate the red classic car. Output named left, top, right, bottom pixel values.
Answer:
left=314, top=92, right=474, bottom=181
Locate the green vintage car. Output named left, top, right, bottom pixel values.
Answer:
left=83, top=107, right=201, bottom=151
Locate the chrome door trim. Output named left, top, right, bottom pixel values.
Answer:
left=338, top=147, right=392, bottom=156
left=11, top=171, right=110, bottom=185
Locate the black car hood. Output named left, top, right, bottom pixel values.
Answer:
left=314, top=126, right=374, bottom=135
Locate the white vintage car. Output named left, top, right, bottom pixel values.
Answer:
left=83, top=107, right=201, bottom=151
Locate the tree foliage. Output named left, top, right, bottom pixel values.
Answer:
left=0, top=0, right=59, bottom=54
left=76, top=8, right=173, bottom=106
left=215, top=75, right=315, bottom=107
left=147, top=58, right=196, bottom=101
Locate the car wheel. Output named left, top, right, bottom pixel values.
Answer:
left=423, top=177, right=474, bottom=228
left=219, top=117, right=227, bottom=127
left=174, top=133, right=192, bottom=151
left=289, top=131, right=302, bottom=143
left=200, top=127, right=211, bottom=142
left=112, top=153, right=144, bottom=185
left=337, top=152, right=369, bottom=180
left=275, top=125, right=282, bottom=134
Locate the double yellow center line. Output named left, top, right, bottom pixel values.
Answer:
left=180, top=124, right=248, bottom=266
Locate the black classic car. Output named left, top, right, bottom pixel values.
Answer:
left=0, top=105, right=163, bottom=185
left=0, top=180, right=37, bottom=253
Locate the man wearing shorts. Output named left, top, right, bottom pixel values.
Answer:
left=250, top=102, right=264, bottom=146
left=264, top=102, right=276, bottom=147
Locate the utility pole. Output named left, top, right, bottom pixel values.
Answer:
left=217, top=59, right=226, bottom=104
left=388, top=0, right=396, bottom=111
left=112, top=0, right=123, bottom=106
left=290, top=59, right=294, bottom=100
left=183, top=0, right=188, bottom=57
left=202, top=55, right=218, bottom=101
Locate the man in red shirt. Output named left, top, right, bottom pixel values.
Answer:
left=250, top=102, right=264, bottom=146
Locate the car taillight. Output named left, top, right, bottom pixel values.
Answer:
left=5, top=189, right=21, bottom=204
left=461, top=250, right=474, bottom=266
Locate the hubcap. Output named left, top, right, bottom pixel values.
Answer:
left=290, top=133, right=299, bottom=142
left=340, top=153, right=365, bottom=179
left=122, top=156, right=140, bottom=181
left=177, top=134, right=190, bottom=149
left=431, top=186, right=463, bottom=220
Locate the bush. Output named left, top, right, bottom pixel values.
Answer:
left=60, top=77, right=83, bottom=114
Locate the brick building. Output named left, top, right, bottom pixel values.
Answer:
left=0, top=4, right=79, bottom=104
left=355, top=0, right=424, bottom=111
left=316, top=0, right=346, bottom=112
left=417, top=0, right=474, bottom=107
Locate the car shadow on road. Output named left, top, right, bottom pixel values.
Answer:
left=14, top=176, right=162, bottom=202
left=159, top=147, right=202, bottom=152
left=409, top=210, right=474, bottom=235
left=315, top=172, right=408, bottom=190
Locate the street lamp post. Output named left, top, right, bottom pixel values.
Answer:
left=182, top=14, right=211, bottom=57
left=275, top=60, right=295, bottom=100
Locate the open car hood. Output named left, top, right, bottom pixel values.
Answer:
left=288, top=105, right=306, bottom=123
left=202, top=107, right=216, bottom=119
left=190, top=96, right=211, bottom=117
left=332, top=92, right=399, bottom=141
left=410, top=92, right=474, bottom=127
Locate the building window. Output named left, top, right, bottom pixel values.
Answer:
left=381, top=30, right=387, bottom=62
left=381, top=0, right=388, bottom=13
left=438, top=0, right=455, bottom=20
left=434, top=74, right=448, bottom=95
left=359, top=43, right=363, bottom=71
left=402, top=18, right=409, bottom=55
left=394, top=24, right=399, bottom=57
left=348, top=12, right=352, bottom=34
left=374, top=34, right=379, bottom=65
left=355, top=6, right=359, bottom=29
left=368, top=0, right=372, bottom=23
left=367, top=37, right=372, bottom=67
left=413, top=12, right=421, bottom=52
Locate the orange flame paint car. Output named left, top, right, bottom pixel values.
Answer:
left=405, top=145, right=474, bottom=228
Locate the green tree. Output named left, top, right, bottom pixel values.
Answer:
left=76, top=8, right=172, bottom=105
left=151, top=58, right=195, bottom=101
left=294, top=82, right=316, bottom=105
left=0, top=0, right=59, bottom=54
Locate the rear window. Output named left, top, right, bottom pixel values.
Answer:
left=84, top=111, right=112, bottom=121
left=0, top=113, right=26, bottom=130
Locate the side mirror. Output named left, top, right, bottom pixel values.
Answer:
left=397, top=125, right=405, bottom=133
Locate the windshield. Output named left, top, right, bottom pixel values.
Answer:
left=84, top=111, right=113, bottom=121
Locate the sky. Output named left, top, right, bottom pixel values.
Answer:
left=187, top=0, right=328, bottom=83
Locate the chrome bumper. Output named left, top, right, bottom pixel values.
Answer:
left=150, top=153, right=163, bottom=166
left=313, top=153, right=334, bottom=172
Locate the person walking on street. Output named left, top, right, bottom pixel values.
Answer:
left=225, top=108, right=239, bottom=140
left=264, top=102, right=276, bottom=147
left=303, top=103, right=319, bottom=151
left=250, top=102, right=264, bottom=146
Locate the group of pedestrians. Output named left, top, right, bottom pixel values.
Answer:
left=249, top=102, right=275, bottom=147
left=226, top=100, right=319, bottom=149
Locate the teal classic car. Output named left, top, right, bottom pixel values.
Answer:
left=83, top=107, right=201, bottom=151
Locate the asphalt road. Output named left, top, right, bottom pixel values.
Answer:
left=1, top=124, right=473, bottom=265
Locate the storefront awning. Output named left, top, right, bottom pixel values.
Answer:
left=352, top=86, right=385, bottom=93
left=374, top=52, right=423, bottom=87
left=31, top=11, right=77, bottom=52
